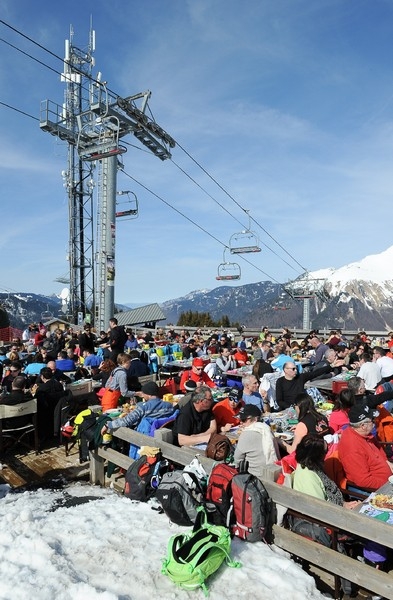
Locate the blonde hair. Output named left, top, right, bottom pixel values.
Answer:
left=117, top=353, right=131, bottom=366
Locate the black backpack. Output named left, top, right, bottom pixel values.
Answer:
left=75, top=409, right=99, bottom=462
left=124, top=454, right=169, bottom=502
left=155, top=470, right=205, bottom=526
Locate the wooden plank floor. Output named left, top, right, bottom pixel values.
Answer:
left=0, top=442, right=90, bottom=489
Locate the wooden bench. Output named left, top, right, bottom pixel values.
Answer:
left=266, top=481, right=393, bottom=600
left=89, top=427, right=279, bottom=484
left=89, top=429, right=393, bottom=600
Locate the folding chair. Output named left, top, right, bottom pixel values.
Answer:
left=0, top=399, right=39, bottom=455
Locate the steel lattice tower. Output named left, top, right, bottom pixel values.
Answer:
left=40, top=25, right=174, bottom=330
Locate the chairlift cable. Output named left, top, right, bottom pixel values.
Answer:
left=119, top=167, right=224, bottom=246
left=120, top=168, right=283, bottom=284
left=0, top=36, right=63, bottom=80
left=175, top=139, right=308, bottom=273
left=0, top=100, right=38, bottom=121
left=170, top=158, right=300, bottom=274
left=0, top=19, right=306, bottom=284
left=0, top=20, right=116, bottom=95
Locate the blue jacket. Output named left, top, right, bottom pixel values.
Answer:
left=84, top=354, right=101, bottom=368
left=55, top=358, right=75, bottom=372
left=107, top=397, right=175, bottom=431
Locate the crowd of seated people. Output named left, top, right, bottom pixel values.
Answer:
left=3, top=325, right=393, bottom=476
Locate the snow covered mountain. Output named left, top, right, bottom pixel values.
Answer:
left=161, top=246, right=393, bottom=329
left=311, top=245, right=393, bottom=301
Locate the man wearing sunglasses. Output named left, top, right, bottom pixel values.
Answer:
left=2, top=361, right=27, bottom=393
left=338, top=402, right=392, bottom=491
left=212, top=388, right=243, bottom=432
left=276, top=358, right=342, bottom=411
left=172, top=386, right=216, bottom=447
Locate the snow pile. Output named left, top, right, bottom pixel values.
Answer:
left=0, top=483, right=325, bottom=600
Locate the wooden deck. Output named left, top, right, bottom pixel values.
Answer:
left=0, top=442, right=90, bottom=489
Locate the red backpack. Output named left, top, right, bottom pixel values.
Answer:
left=206, top=463, right=238, bottom=526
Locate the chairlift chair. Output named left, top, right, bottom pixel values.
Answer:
left=77, top=115, right=127, bottom=162
left=216, top=261, right=241, bottom=281
left=115, top=191, right=139, bottom=220
left=229, top=229, right=261, bottom=254
left=83, top=146, right=127, bottom=161
left=41, top=308, right=53, bottom=320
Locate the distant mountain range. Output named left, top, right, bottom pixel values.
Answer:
left=3, top=246, right=393, bottom=331
left=0, top=294, right=130, bottom=331
left=159, top=246, right=393, bottom=330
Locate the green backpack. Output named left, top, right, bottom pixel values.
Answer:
left=161, top=506, right=241, bottom=596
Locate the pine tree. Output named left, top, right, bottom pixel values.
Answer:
left=0, top=305, right=10, bottom=328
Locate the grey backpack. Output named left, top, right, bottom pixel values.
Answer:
left=155, top=470, right=203, bottom=526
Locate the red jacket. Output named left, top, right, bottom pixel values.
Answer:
left=179, top=369, right=215, bottom=393
left=212, top=397, right=241, bottom=431
left=338, top=426, right=391, bottom=490
left=233, top=349, right=249, bottom=366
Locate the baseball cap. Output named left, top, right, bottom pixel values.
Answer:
left=228, top=388, right=241, bottom=402
left=192, top=357, right=204, bottom=367
left=238, top=404, right=262, bottom=421
left=349, top=402, right=379, bottom=424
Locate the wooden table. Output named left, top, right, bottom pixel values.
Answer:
left=305, top=378, right=333, bottom=392
left=226, top=367, right=252, bottom=378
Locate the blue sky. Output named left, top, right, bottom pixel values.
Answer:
left=1, top=0, right=393, bottom=305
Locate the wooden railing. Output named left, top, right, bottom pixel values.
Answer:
left=89, top=428, right=393, bottom=600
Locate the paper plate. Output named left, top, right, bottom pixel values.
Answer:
left=370, top=495, right=393, bottom=512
